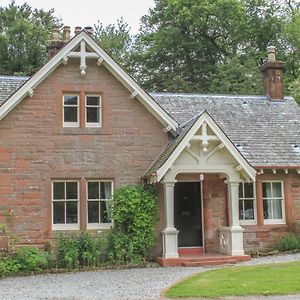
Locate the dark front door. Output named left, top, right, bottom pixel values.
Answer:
left=174, top=182, right=202, bottom=247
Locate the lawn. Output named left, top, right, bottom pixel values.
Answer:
left=166, top=261, right=300, bottom=298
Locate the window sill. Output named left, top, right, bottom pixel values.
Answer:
left=59, top=127, right=112, bottom=135
left=87, top=223, right=113, bottom=230
left=52, top=224, right=80, bottom=231
left=263, top=220, right=286, bottom=225
left=240, top=221, right=257, bottom=226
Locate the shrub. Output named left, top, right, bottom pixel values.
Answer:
left=15, top=247, right=49, bottom=272
left=276, top=233, right=300, bottom=252
left=0, top=256, right=21, bottom=277
left=108, top=185, right=158, bottom=264
left=55, top=232, right=108, bottom=269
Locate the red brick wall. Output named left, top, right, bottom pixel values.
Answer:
left=203, top=174, right=228, bottom=252
left=0, top=60, right=168, bottom=246
left=243, top=172, right=300, bottom=252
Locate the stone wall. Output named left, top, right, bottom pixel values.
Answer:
left=0, top=59, right=168, bottom=246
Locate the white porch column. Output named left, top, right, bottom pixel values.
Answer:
left=220, top=181, right=244, bottom=256
left=161, top=181, right=179, bottom=258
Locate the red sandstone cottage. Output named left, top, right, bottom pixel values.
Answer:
left=0, top=27, right=300, bottom=265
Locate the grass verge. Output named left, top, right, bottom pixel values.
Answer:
left=166, top=261, right=300, bottom=298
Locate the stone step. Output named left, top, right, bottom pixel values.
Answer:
left=183, top=259, right=238, bottom=267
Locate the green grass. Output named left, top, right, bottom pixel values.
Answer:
left=166, top=261, right=300, bottom=298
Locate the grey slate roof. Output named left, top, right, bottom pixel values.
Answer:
left=0, top=76, right=299, bottom=169
left=0, top=75, right=29, bottom=105
left=149, top=93, right=300, bottom=171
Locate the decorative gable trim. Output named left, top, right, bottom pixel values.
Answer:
left=0, top=31, right=178, bottom=134
left=155, top=111, right=257, bottom=182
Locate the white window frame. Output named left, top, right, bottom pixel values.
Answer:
left=239, top=182, right=257, bottom=225
left=63, top=94, right=80, bottom=127
left=52, top=180, right=80, bottom=230
left=86, top=180, right=113, bottom=229
left=85, top=95, right=102, bottom=128
left=263, top=181, right=285, bottom=225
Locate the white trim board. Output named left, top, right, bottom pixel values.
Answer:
left=0, top=31, right=178, bottom=135
left=156, top=111, right=257, bottom=182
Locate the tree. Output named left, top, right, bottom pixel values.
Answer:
left=131, top=0, right=299, bottom=94
left=0, top=1, right=60, bottom=75
left=209, top=56, right=263, bottom=95
left=131, top=0, right=248, bottom=92
left=93, top=18, right=133, bottom=71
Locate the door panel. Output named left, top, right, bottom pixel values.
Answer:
left=174, top=182, right=202, bottom=247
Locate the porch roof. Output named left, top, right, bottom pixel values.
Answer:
left=150, top=93, right=300, bottom=169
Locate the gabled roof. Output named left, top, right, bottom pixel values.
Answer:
left=146, top=110, right=257, bottom=182
left=0, top=31, right=178, bottom=134
left=151, top=93, right=300, bottom=168
left=0, top=75, right=29, bottom=105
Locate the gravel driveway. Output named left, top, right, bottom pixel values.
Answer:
left=0, top=253, right=300, bottom=300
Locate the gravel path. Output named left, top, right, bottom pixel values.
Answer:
left=0, top=253, right=300, bottom=300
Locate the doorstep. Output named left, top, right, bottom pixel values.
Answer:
left=157, top=252, right=251, bottom=267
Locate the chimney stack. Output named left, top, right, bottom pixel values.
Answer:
left=47, top=26, right=67, bottom=59
left=260, top=46, right=285, bottom=101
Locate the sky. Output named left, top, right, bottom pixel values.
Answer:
left=0, top=0, right=155, bottom=34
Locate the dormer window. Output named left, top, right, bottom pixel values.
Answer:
left=86, top=95, right=102, bottom=127
left=63, top=95, right=79, bottom=127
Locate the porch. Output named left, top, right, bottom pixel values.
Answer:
left=145, top=114, right=257, bottom=264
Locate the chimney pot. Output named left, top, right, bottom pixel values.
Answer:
left=84, top=26, right=94, bottom=36
left=267, top=45, right=276, bottom=62
left=75, top=26, right=82, bottom=35
left=63, top=26, right=71, bottom=42
left=51, top=26, right=60, bottom=41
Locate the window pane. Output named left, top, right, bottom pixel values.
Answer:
left=64, top=107, right=78, bottom=122
left=262, top=182, right=272, bottom=198
left=100, top=182, right=112, bottom=199
left=100, top=201, right=112, bottom=223
left=244, top=183, right=254, bottom=198
left=272, top=182, right=282, bottom=198
left=88, top=182, right=99, bottom=199
left=239, top=200, right=244, bottom=220
left=66, top=201, right=78, bottom=223
left=87, top=96, right=100, bottom=106
left=66, top=182, right=78, bottom=199
left=244, top=200, right=254, bottom=220
left=88, top=201, right=99, bottom=223
left=53, top=202, right=65, bottom=224
left=273, top=199, right=282, bottom=219
left=64, top=95, right=78, bottom=105
left=263, top=199, right=272, bottom=219
left=86, top=107, right=99, bottom=123
left=239, top=183, right=243, bottom=198
left=53, top=182, right=65, bottom=200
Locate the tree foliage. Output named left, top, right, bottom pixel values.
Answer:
left=93, top=18, right=132, bottom=70
left=131, top=0, right=300, bottom=95
left=0, top=1, right=60, bottom=75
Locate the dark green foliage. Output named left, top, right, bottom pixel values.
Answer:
left=131, top=0, right=300, bottom=95
left=55, top=231, right=108, bottom=269
left=0, top=1, right=60, bottom=75
left=14, top=247, right=49, bottom=272
left=0, top=256, right=21, bottom=277
left=276, top=233, right=300, bottom=252
left=108, top=185, right=158, bottom=264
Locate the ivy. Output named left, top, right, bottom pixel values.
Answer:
left=108, top=185, right=158, bottom=264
